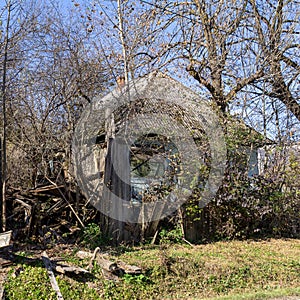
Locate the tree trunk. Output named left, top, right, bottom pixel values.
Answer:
left=1, top=1, right=12, bottom=232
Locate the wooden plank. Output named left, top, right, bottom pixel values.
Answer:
left=0, top=257, right=12, bottom=268
left=32, top=185, right=65, bottom=196
left=41, top=251, right=64, bottom=300
left=0, top=270, right=7, bottom=300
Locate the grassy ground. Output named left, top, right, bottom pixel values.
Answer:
left=4, top=238, right=300, bottom=300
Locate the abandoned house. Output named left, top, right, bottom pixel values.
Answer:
left=73, top=72, right=269, bottom=243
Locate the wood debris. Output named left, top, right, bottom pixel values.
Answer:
left=41, top=252, right=90, bottom=276
left=96, top=256, right=123, bottom=275
left=6, top=182, right=93, bottom=243
left=0, top=231, right=12, bottom=248
left=32, top=184, right=65, bottom=196
left=0, top=257, right=12, bottom=268
left=76, top=249, right=142, bottom=280
left=116, top=261, right=142, bottom=275
left=41, top=251, right=64, bottom=300
left=52, top=263, right=90, bottom=275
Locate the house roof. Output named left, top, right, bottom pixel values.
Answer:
left=76, top=72, right=270, bottom=148
left=225, top=116, right=274, bottom=148
left=92, top=72, right=209, bottom=140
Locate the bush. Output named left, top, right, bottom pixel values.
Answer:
left=159, top=225, right=183, bottom=244
left=80, top=223, right=108, bottom=249
left=183, top=168, right=300, bottom=242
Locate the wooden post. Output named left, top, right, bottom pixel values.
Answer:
left=102, top=108, right=131, bottom=244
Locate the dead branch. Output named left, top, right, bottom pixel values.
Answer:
left=45, top=178, right=85, bottom=227
left=88, top=247, right=100, bottom=270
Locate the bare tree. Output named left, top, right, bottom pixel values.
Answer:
left=249, top=0, right=300, bottom=122
left=0, top=0, right=37, bottom=230
left=2, top=0, right=110, bottom=191
left=103, top=0, right=299, bottom=126
left=0, top=0, right=12, bottom=231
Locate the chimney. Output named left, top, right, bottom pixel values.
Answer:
left=117, top=76, right=125, bottom=91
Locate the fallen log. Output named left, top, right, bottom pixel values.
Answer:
left=76, top=249, right=142, bottom=279
left=80, top=247, right=121, bottom=280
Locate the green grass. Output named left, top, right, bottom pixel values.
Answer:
left=4, top=238, right=300, bottom=299
left=203, top=287, right=300, bottom=300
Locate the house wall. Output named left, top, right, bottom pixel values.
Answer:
left=257, top=143, right=300, bottom=175
left=228, top=145, right=260, bottom=177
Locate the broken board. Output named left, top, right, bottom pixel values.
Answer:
left=0, top=231, right=12, bottom=248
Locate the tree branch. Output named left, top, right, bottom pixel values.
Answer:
left=226, top=69, right=264, bottom=101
